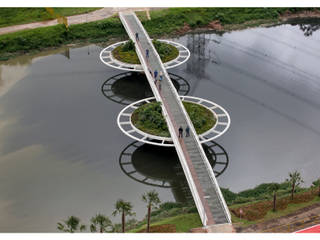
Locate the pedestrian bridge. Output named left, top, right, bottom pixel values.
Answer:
left=112, top=11, right=232, bottom=231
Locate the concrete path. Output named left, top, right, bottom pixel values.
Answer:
left=0, top=7, right=150, bottom=35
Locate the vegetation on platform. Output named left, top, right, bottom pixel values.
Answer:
left=112, top=39, right=179, bottom=64
left=131, top=101, right=216, bottom=137
left=0, top=8, right=100, bottom=28
left=1, top=7, right=319, bottom=60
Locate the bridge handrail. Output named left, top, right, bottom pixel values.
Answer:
left=131, top=12, right=232, bottom=223
left=131, top=12, right=231, bottom=223
left=120, top=12, right=209, bottom=226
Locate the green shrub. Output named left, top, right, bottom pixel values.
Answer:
left=131, top=101, right=216, bottom=137
left=160, top=202, right=184, bottom=211
left=122, top=39, right=135, bottom=51
left=233, top=196, right=256, bottom=204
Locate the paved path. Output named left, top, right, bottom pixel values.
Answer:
left=120, top=11, right=231, bottom=227
left=0, top=7, right=150, bottom=35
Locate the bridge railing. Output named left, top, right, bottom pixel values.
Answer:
left=122, top=12, right=209, bottom=226
left=120, top=11, right=231, bottom=225
left=131, top=12, right=232, bottom=224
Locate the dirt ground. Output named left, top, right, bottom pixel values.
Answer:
left=237, top=202, right=320, bottom=233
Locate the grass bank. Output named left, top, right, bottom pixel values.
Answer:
left=131, top=101, right=216, bottom=137
left=112, top=39, right=179, bottom=64
left=127, top=183, right=320, bottom=232
left=1, top=8, right=319, bottom=61
left=0, top=8, right=100, bottom=28
left=131, top=213, right=201, bottom=233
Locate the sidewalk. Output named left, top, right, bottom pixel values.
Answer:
left=0, top=7, right=150, bottom=35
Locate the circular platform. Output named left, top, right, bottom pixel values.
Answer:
left=117, top=96, right=231, bottom=147
left=100, top=40, right=190, bottom=72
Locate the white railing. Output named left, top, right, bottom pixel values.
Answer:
left=131, top=12, right=231, bottom=223
left=120, top=12, right=209, bottom=226
left=120, top=11, right=231, bottom=225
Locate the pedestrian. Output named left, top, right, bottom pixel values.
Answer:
left=178, top=126, right=183, bottom=138
left=159, top=71, right=163, bottom=81
left=148, top=68, right=153, bottom=77
left=158, top=81, right=161, bottom=92
left=146, top=49, right=149, bottom=59
left=135, top=32, right=139, bottom=41
left=185, top=125, right=190, bottom=137
left=154, top=69, right=158, bottom=79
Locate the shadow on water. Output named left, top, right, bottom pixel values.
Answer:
left=119, top=141, right=229, bottom=203
left=101, top=72, right=190, bottom=105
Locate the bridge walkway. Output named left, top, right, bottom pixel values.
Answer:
left=119, top=11, right=231, bottom=226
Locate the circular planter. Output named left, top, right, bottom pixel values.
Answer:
left=100, top=40, right=190, bottom=72
left=117, top=96, right=231, bottom=147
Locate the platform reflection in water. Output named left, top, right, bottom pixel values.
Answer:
left=119, top=140, right=229, bottom=203
left=101, top=72, right=190, bottom=105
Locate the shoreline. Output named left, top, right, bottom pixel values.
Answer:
left=1, top=9, right=320, bottom=62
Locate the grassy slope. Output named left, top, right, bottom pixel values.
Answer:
left=130, top=213, right=202, bottom=233
left=0, top=8, right=100, bottom=28
left=128, top=196, right=320, bottom=232
left=1, top=8, right=319, bottom=60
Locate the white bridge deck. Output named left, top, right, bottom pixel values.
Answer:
left=119, top=11, right=231, bottom=227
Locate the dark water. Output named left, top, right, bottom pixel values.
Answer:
left=0, top=21, right=319, bottom=232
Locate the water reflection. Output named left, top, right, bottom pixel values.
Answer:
left=0, top=46, right=74, bottom=98
left=119, top=141, right=229, bottom=203
left=101, top=72, right=190, bottom=105
left=186, top=33, right=221, bottom=94
left=288, top=18, right=320, bottom=36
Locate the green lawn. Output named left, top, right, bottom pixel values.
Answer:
left=0, top=8, right=100, bottom=28
left=130, top=213, right=202, bottom=233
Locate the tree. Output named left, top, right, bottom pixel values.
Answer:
left=90, top=213, right=113, bottom=233
left=57, top=216, right=86, bottom=233
left=142, top=190, right=161, bottom=232
left=112, top=199, right=135, bottom=233
left=312, top=178, right=320, bottom=197
left=268, top=183, right=280, bottom=212
left=286, top=171, right=304, bottom=200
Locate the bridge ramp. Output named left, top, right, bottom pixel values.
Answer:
left=119, top=11, right=231, bottom=226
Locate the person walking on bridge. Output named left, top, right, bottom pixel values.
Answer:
left=135, top=32, right=139, bottom=41
left=154, top=69, right=158, bottom=80
left=178, top=126, right=183, bottom=138
left=146, top=49, right=149, bottom=59
left=185, top=126, right=190, bottom=137
left=159, top=71, right=163, bottom=82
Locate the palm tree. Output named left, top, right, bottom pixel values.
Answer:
left=286, top=171, right=304, bottom=200
left=268, top=183, right=280, bottom=212
left=57, top=216, right=86, bottom=233
left=112, top=199, right=135, bottom=233
left=142, top=190, right=161, bottom=232
left=312, top=178, right=320, bottom=197
left=90, top=213, right=113, bottom=233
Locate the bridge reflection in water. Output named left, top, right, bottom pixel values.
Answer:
left=101, top=72, right=190, bottom=105
left=119, top=141, right=229, bottom=203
